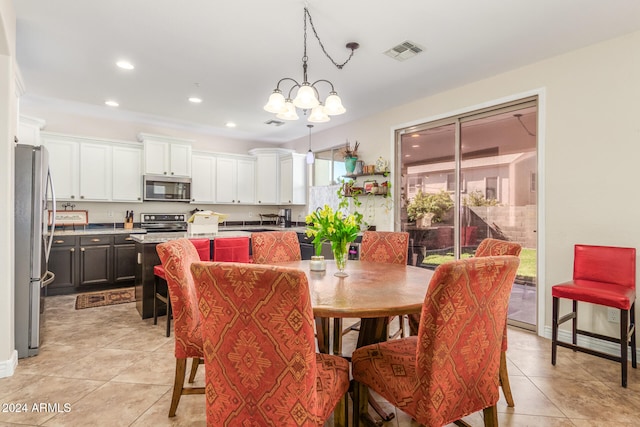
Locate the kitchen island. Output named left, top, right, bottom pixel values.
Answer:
left=132, top=227, right=307, bottom=319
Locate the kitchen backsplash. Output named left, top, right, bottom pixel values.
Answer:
left=58, top=201, right=309, bottom=226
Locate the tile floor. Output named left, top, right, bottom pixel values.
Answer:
left=1, top=294, right=640, bottom=426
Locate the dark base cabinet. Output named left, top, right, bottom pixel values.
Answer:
left=46, top=233, right=140, bottom=296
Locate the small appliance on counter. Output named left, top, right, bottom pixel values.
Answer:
left=279, top=208, right=292, bottom=228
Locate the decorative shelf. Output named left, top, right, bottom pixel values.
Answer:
left=343, top=171, right=390, bottom=179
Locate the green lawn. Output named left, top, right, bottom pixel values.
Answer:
left=422, top=248, right=536, bottom=279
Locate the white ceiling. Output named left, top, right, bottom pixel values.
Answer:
left=13, top=0, right=640, bottom=144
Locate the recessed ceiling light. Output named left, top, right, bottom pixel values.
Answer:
left=188, top=97, right=202, bottom=103
left=411, top=144, right=420, bottom=148
left=105, top=100, right=119, bottom=107
left=405, top=154, right=411, bottom=157
left=411, top=133, right=420, bottom=138
left=225, top=122, right=237, bottom=128
left=116, top=60, right=134, bottom=70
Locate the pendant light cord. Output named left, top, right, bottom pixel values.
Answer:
left=304, top=8, right=358, bottom=70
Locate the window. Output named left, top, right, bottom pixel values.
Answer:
left=313, top=146, right=347, bottom=186
left=485, top=176, right=498, bottom=201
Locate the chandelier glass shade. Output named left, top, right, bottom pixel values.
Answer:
left=263, top=7, right=358, bottom=123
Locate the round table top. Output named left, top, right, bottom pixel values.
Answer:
left=276, top=259, right=434, bottom=318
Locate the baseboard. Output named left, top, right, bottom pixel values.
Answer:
left=0, top=350, right=18, bottom=378
left=543, top=326, right=640, bottom=361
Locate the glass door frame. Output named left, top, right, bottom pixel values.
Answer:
left=393, top=95, right=541, bottom=333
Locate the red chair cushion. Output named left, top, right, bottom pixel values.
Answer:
left=213, top=237, right=250, bottom=263
left=153, top=264, right=166, bottom=279
left=552, top=279, right=636, bottom=310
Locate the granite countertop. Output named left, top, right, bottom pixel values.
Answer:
left=52, top=228, right=148, bottom=236
left=130, top=226, right=309, bottom=244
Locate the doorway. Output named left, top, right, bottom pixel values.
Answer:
left=397, top=98, right=538, bottom=330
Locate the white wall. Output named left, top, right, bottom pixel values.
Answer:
left=0, top=0, right=17, bottom=377
left=284, top=31, right=640, bottom=336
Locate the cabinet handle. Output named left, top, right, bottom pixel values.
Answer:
left=164, top=171, right=167, bottom=175
left=80, top=195, right=85, bottom=199
left=137, top=197, right=141, bottom=200
left=91, top=238, right=101, bottom=242
left=71, top=195, right=75, bottom=199
left=70, top=248, right=75, bottom=253
left=125, top=237, right=133, bottom=241
left=81, top=248, right=85, bottom=252
left=171, top=172, right=174, bottom=175
left=54, top=240, right=65, bottom=244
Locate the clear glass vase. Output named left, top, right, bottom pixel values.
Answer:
left=332, top=240, right=350, bottom=277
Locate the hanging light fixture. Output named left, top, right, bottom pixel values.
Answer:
left=306, top=124, right=315, bottom=164
left=263, top=7, right=359, bottom=123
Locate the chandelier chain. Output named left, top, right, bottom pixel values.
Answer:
left=304, top=8, right=356, bottom=70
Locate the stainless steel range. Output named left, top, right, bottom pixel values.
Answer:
left=140, top=213, right=188, bottom=233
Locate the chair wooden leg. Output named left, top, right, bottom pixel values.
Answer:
left=500, top=350, right=515, bottom=407
left=572, top=300, right=578, bottom=347
left=165, top=297, right=172, bottom=337
left=169, top=358, right=187, bottom=417
left=188, top=357, right=201, bottom=383
left=482, top=405, right=498, bottom=427
left=333, top=392, right=347, bottom=427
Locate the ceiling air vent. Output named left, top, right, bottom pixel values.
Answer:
left=384, top=40, right=424, bottom=62
left=264, top=119, right=285, bottom=127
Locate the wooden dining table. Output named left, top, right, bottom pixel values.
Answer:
left=275, top=259, right=435, bottom=426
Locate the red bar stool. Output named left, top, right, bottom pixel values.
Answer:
left=552, top=244, right=637, bottom=387
left=154, top=238, right=211, bottom=337
left=212, top=236, right=250, bottom=262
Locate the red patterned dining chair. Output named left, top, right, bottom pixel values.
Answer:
left=337, top=231, right=410, bottom=354
left=352, top=256, right=520, bottom=427
left=190, top=261, right=350, bottom=426
left=154, top=238, right=210, bottom=337
left=212, top=236, right=251, bottom=263
left=251, top=230, right=301, bottom=264
left=407, top=237, right=522, bottom=407
left=552, top=244, right=637, bottom=387
left=156, top=238, right=207, bottom=417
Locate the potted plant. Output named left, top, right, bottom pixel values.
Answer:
left=406, top=190, right=454, bottom=228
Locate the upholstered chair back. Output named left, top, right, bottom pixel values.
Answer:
left=475, top=238, right=522, bottom=258
left=156, top=238, right=204, bottom=358
left=191, top=262, right=349, bottom=426
left=360, top=231, right=409, bottom=264
left=251, top=231, right=301, bottom=264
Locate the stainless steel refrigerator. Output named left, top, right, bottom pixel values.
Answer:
left=14, top=144, right=56, bottom=358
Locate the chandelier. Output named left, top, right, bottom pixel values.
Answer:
left=263, top=7, right=359, bottom=123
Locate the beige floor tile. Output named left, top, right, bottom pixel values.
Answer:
left=41, top=382, right=169, bottom=427
left=130, top=389, right=206, bottom=426
left=0, top=376, right=103, bottom=425
left=111, top=351, right=186, bottom=386
left=497, top=376, right=564, bottom=417
left=47, top=348, right=149, bottom=381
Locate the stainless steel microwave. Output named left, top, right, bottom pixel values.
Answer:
left=143, top=175, right=191, bottom=202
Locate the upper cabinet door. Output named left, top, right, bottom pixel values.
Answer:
left=112, top=145, right=143, bottom=202
left=43, top=137, right=79, bottom=201
left=215, top=156, right=236, bottom=203
left=236, top=158, right=256, bottom=204
left=79, top=143, right=112, bottom=201
left=191, top=153, right=216, bottom=203
left=255, top=153, right=278, bottom=205
left=140, top=133, right=193, bottom=177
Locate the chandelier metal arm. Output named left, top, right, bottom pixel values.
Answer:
left=309, top=79, right=336, bottom=92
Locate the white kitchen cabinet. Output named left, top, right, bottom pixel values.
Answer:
left=279, top=153, right=306, bottom=205
left=43, top=132, right=142, bottom=203
left=112, top=144, right=143, bottom=202
left=139, top=133, right=192, bottom=177
left=254, top=152, right=279, bottom=205
left=43, top=135, right=79, bottom=201
left=79, top=143, right=112, bottom=201
left=191, top=153, right=216, bottom=203
left=215, top=155, right=255, bottom=204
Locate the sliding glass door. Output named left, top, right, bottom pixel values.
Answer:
left=398, top=99, right=538, bottom=329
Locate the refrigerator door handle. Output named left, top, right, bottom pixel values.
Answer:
left=45, top=168, right=56, bottom=263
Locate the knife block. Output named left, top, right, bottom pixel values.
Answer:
left=124, top=222, right=133, bottom=229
